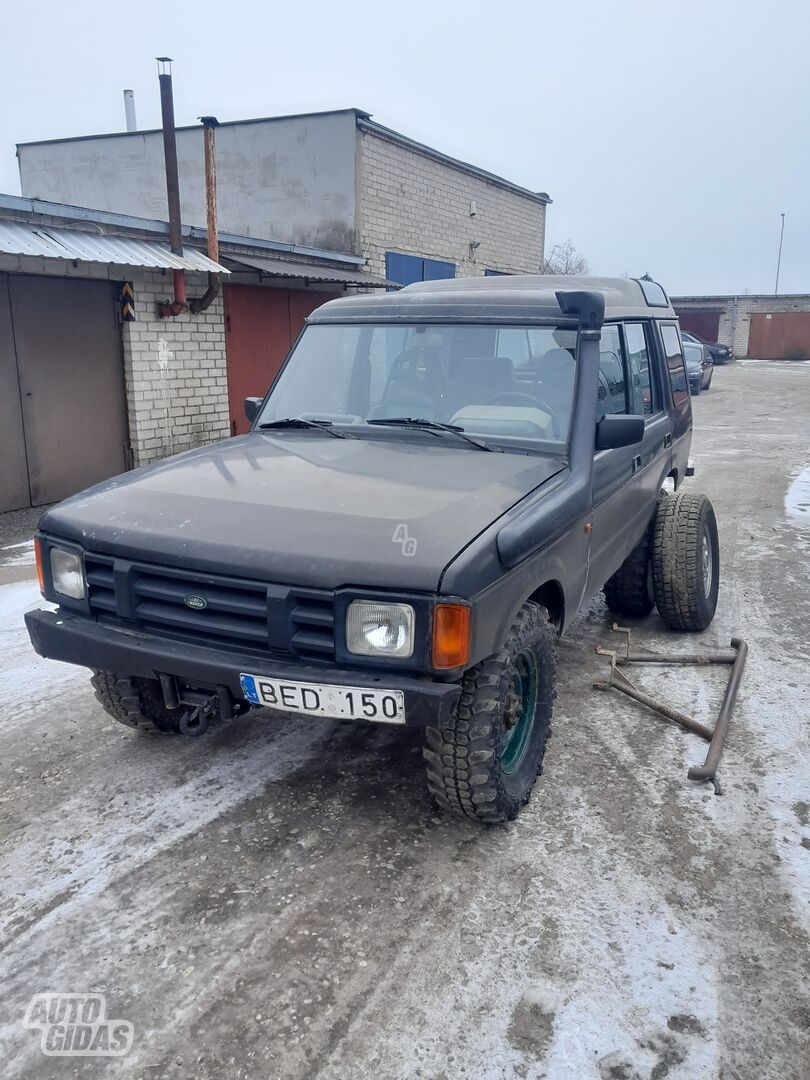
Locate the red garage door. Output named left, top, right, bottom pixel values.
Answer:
left=747, top=312, right=810, bottom=360
left=224, top=285, right=338, bottom=435
left=675, top=309, right=721, bottom=342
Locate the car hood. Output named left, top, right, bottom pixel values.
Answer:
left=40, top=433, right=566, bottom=592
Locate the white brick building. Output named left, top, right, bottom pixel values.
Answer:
left=673, top=293, right=810, bottom=359
left=1, top=110, right=551, bottom=512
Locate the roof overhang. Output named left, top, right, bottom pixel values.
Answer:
left=0, top=220, right=229, bottom=273
left=226, top=252, right=392, bottom=288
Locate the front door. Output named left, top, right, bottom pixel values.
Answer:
left=585, top=324, right=638, bottom=594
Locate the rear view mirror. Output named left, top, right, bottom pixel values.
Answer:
left=244, top=397, right=263, bottom=424
left=596, top=414, right=645, bottom=450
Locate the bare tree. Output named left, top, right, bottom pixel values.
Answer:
left=542, top=238, right=590, bottom=276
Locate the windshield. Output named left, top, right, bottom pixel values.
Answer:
left=255, top=323, right=579, bottom=450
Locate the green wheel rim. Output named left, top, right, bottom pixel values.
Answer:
left=500, top=650, right=539, bottom=773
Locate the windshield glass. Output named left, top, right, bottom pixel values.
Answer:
left=255, top=323, right=579, bottom=450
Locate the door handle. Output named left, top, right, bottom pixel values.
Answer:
left=663, top=433, right=672, bottom=449
left=632, top=455, right=642, bottom=474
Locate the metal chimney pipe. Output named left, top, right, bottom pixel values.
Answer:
left=189, top=116, right=221, bottom=314
left=156, top=57, right=187, bottom=316
left=123, top=90, right=137, bottom=132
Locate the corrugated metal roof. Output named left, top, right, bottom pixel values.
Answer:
left=0, top=220, right=229, bottom=272
left=226, top=252, right=390, bottom=287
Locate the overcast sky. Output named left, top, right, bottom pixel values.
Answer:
left=2, top=0, right=807, bottom=294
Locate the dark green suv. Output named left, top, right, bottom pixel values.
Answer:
left=27, top=275, right=719, bottom=822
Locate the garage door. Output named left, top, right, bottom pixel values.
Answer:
left=224, top=285, right=338, bottom=436
left=747, top=312, right=810, bottom=360
left=0, top=275, right=129, bottom=513
left=675, top=310, right=721, bottom=342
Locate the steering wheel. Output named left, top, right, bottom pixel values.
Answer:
left=487, top=391, right=559, bottom=436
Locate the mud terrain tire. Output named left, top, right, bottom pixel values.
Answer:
left=423, top=602, right=555, bottom=823
left=90, top=671, right=184, bottom=734
left=652, top=491, right=719, bottom=631
left=603, top=519, right=655, bottom=617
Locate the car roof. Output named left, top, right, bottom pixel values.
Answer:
left=307, top=275, right=676, bottom=324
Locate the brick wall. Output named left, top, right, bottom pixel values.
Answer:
left=0, top=250, right=230, bottom=468
left=358, top=129, right=546, bottom=280
left=122, top=272, right=229, bottom=466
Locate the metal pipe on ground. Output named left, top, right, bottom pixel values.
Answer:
left=157, top=57, right=187, bottom=318
left=688, top=637, right=748, bottom=783
left=189, top=116, right=221, bottom=314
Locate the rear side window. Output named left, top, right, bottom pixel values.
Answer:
left=598, top=325, right=627, bottom=415
left=637, top=279, right=669, bottom=307
left=624, top=322, right=658, bottom=416
left=661, top=324, right=689, bottom=405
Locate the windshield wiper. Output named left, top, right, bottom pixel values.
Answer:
left=366, top=417, right=496, bottom=452
left=258, top=418, right=346, bottom=439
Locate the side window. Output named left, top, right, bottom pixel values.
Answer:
left=598, top=325, right=627, bottom=415
left=660, top=324, right=689, bottom=406
left=624, top=322, right=658, bottom=416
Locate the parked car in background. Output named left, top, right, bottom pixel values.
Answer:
left=683, top=340, right=713, bottom=394
left=681, top=330, right=733, bottom=364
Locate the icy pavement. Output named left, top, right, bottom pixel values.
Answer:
left=0, top=361, right=808, bottom=1079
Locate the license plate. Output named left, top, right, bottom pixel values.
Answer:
left=239, top=673, right=405, bottom=724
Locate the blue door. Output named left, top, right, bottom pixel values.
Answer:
left=385, top=252, right=455, bottom=288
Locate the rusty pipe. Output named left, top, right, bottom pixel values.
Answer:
left=189, top=116, right=220, bottom=315
left=157, top=58, right=187, bottom=317
left=594, top=665, right=715, bottom=742
left=688, top=637, right=748, bottom=782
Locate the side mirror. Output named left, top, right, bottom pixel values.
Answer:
left=596, top=414, right=645, bottom=450
left=244, top=396, right=263, bottom=424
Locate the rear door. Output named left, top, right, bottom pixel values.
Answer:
left=624, top=319, right=671, bottom=521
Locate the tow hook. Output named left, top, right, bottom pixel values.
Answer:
left=178, top=702, right=212, bottom=737
left=157, top=674, right=224, bottom=737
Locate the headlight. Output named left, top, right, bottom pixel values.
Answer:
left=50, top=547, right=86, bottom=599
left=346, top=600, right=414, bottom=658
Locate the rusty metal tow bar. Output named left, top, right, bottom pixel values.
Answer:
left=594, top=625, right=748, bottom=794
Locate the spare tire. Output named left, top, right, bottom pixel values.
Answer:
left=652, top=491, right=719, bottom=631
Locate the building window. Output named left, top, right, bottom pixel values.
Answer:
left=385, top=252, right=455, bottom=288
left=484, top=269, right=510, bottom=277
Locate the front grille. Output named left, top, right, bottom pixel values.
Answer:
left=84, top=553, right=335, bottom=662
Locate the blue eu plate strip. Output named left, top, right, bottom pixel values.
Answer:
left=239, top=673, right=260, bottom=704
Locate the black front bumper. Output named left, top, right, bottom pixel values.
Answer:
left=25, top=609, right=462, bottom=728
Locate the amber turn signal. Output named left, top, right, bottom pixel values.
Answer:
left=431, top=603, right=471, bottom=669
left=34, top=536, right=46, bottom=595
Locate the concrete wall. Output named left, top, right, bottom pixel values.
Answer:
left=674, top=294, right=810, bottom=356
left=358, top=127, right=546, bottom=280
left=18, top=110, right=359, bottom=253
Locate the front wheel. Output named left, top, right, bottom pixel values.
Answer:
left=423, top=602, right=555, bottom=823
left=652, top=491, right=719, bottom=630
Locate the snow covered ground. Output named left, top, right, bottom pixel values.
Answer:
left=0, top=361, right=808, bottom=1079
